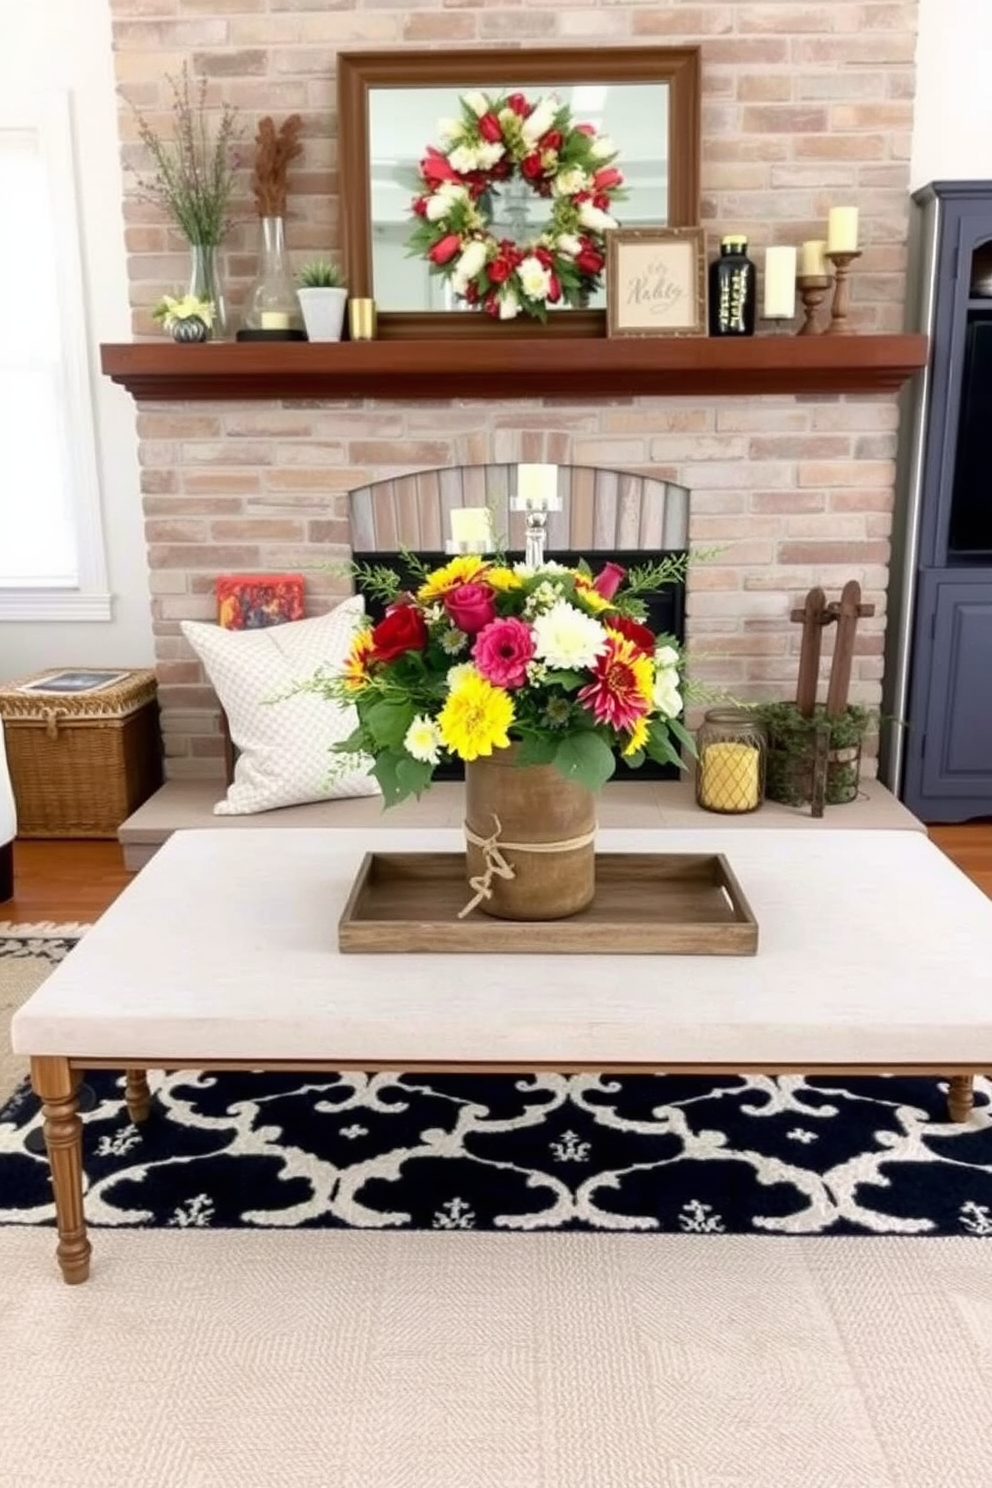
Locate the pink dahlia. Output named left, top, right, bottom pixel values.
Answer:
left=577, top=632, right=653, bottom=732
left=472, top=617, right=536, bottom=690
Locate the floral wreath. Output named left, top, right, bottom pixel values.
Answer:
left=408, top=89, right=625, bottom=322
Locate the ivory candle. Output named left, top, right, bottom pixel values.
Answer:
left=260, top=311, right=291, bottom=330
left=826, top=207, right=859, bottom=254
left=798, top=239, right=828, bottom=278
left=698, top=742, right=761, bottom=814
left=449, top=506, right=493, bottom=546
left=516, top=463, right=558, bottom=509
left=762, top=246, right=797, bottom=320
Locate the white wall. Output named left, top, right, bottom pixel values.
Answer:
left=0, top=0, right=153, bottom=677
left=912, top=0, right=992, bottom=189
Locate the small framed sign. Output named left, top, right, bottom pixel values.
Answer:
left=606, top=227, right=707, bottom=338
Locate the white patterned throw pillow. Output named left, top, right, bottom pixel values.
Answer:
left=181, top=596, right=380, bottom=814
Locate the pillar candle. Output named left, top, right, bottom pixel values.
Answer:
left=762, top=246, right=797, bottom=320
left=698, top=742, right=761, bottom=813
left=516, top=463, right=558, bottom=509
left=449, top=506, right=493, bottom=546
left=826, top=207, right=859, bottom=254
left=260, top=311, right=291, bottom=330
left=798, top=239, right=828, bottom=278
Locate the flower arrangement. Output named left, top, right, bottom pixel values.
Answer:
left=407, top=90, right=624, bottom=321
left=151, top=293, right=215, bottom=341
left=309, top=552, right=693, bottom=805
left=124, top=64, right=241, bottom=247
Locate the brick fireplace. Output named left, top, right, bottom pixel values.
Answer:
left=108, top=0, right=919, bottom=783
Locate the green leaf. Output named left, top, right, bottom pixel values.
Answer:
left=666, top=715, right=698, bottom=760
left=553, top=731, right=617, bottom=792
left=370, top=752, right=405, bottom=807
left=514, top=733, right=559, bottom=767
left=645, top=721, right=681, bottom=769
left=332, top=722, right=370, bottom=755
left=395, top=755, right=433, bottom=799
left=365, top=699, right=416, bottom=749
left=547, top=669, right=587, bottom=693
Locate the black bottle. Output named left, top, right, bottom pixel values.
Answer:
left=708, top=235, right=756, bottom=337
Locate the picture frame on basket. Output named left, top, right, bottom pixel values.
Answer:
left=606, top=226, right=706, bottom=338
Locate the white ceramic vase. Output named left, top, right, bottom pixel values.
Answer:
left=297, top=287, right=348, bottom=343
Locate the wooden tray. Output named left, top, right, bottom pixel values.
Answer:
left=338, top=852, right=758, bottom=955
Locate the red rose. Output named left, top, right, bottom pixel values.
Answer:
left=534, top=246, right=554, bottom=269
left=507, top=92, right=530, bottom=116
left=591, top=561, right=626, bottom=601
left=520, top=153, right=545, bottom=182
left=576, top=245, right=604, bottom=276
left=547, top=272, right=561, bottom=303
left=369, top=605, right=428, bottom=663
left=483, top=292, right=500, bottom=317
left=412, top=196, right=428, bottom=217
left=575, top=122, right=595, bottom=136
left=608, top=613, right=655, bottom=655
left=593, top=191, right=610, bottom=212
left=488, top=257, right=511, bottom=284
left=444, top=581, right=498, bottom=635
left=428, top=233, right=462, bottom=266
left=593, top=166, right=623, bottom=192
left=478, top=111, right=503, bottom=143
left=540, top=130, right=563, bottom=152
left=420, top=146, right=458, bottom=187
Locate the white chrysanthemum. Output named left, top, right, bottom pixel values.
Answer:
left=446, top=662, right=478, bottom=691
left=578, top=201, right=617, bottom=234
left=655, top=644, right=679, bottom=669
left=404, top=715, right=444, bottom=766
left=518, top=255, right=552, bottom=301
left=454, top=239, right=488, bottom=281
left=653, top=674, right=683, bottom=719
left=499, top=288, right=520, bottom=320
left=590, top=134, right=617, bottom=160
left=552, top=168, right=589, bottom=198
left=555, top=233, right=582, bottom=259
left=531, top=600, right=607, bottom=671
left=437, top=117, right=464, bottom=144
left=475, top=141, right=505, bottom=170
left=462, top=90, right=489, bottom=118
left=448, top=144, right=479, bottom=174
left=521, top=94, right=558, bottom=144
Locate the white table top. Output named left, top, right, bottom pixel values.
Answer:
left=11, top=826, right=992, bottom=1067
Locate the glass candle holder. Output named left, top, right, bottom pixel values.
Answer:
left=695, top=708, right=768, bottom=815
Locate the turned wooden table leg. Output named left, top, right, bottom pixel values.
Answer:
left=125, top=1068, right=152, bottom=1124
left=947, top=1075, right=975, bottom=1123
left=30, top=1056, right=92, bottom=1285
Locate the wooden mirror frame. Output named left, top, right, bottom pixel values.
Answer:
left=337, top=46, right=701, bottom=341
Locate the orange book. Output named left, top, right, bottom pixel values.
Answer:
left=216, top=574, right=305, bottom=630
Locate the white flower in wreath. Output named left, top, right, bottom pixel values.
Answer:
left=499, top=287, right=521, bottom=321
left=437, top=116, right=464, bottom=144
left=552, top=168, right=590, bottom=198
left=591, top=134, right=617, bottom=160
left=518, top=255, right=553, bottom=302
left=453, top=238, right=488, bottom=283
left=447, top=143, right=480, bottom=175
left=556, top=232, right=582, bottom=258
left=462, top=90, right=490, bottom=118
left=521, top=94, right=559, bottom=144
left=425, top=182, right=469, bottom=222
left=475, top=140, right=506, bottom=170
left=578, top=200, right=618, bottom=234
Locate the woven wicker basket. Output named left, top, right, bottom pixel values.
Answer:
left=0, top=670, right=163, bottom=838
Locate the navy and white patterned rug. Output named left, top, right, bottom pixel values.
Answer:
left=2, top=935, right=991, bottom=1236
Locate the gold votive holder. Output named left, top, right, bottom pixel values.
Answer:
left=695, top=708, right=768, bottom=815
left=347, top=298, right=377, bottom=341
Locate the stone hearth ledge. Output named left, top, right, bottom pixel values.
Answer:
left=118, top=777, right=923, bottom=872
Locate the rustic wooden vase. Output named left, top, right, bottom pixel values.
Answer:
left=464, top=747, right=596, bottom=921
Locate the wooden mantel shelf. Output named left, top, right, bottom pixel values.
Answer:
left=100, top=334, right=928, bottom=403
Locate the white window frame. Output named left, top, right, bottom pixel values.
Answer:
left=0, top=90, right=111, bottom=621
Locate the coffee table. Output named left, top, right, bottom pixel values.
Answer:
left=12, top=825, right=992, bottom=1284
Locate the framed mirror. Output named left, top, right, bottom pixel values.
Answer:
left=337, top=47, right=701, bottom=340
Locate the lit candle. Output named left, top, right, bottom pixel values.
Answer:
left=698, top=742, right=761, bottom=814
left=260, top=311, right=291, bottom=330
left=826, top=207, right=859, bottom=254
left=516, top=463, right=558, bottom=509
left=798, top=239, right=828, bottom=278
left=763, top=246, right=797, bottom=320
left=449, top=506, right=493, bottom=547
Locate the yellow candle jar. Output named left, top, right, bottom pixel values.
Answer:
left=695, top=709, right=768, bottom=815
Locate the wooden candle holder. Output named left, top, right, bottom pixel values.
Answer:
left=825, top=250, right=862, bottom=336
left=796, top=274, right=831, bottom=336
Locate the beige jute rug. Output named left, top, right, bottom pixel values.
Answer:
left=2, top=927, right=992, bottom=1488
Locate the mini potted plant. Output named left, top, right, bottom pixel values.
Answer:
left=152, top=294, right=215, bottom=343
left=296, top=259, right=348, bottom=342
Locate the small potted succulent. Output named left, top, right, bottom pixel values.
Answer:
left=152, top=293, right=215, bottom=343
left=296, top=259, right=348, bottom=342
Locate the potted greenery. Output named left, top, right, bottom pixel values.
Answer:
left=296, top=260, right=348, bottom=342
left=754, top=701, right=874, bottom=809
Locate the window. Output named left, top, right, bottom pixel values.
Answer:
left=0, top=92, right=110, bottom=620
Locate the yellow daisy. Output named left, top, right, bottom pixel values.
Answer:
left=437, top=671, right=514, bottom=761
left=416, top=555, right=489, bottom=601
left=486, top=566, right=523, bottom=592
left=342, top=626, right=375, bottom=691
left=623, top=715, right=650, bottom=757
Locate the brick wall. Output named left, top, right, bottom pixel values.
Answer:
left=109, top=0, right=918, bottom=780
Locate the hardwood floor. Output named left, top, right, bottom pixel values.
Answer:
left=2, top=823, right=992, bottom=923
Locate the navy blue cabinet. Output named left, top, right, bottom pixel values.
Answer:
left=890, top=183, right=992, bottom=822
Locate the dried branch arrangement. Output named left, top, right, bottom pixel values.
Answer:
left=252, top=114, right=304, bottom=217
